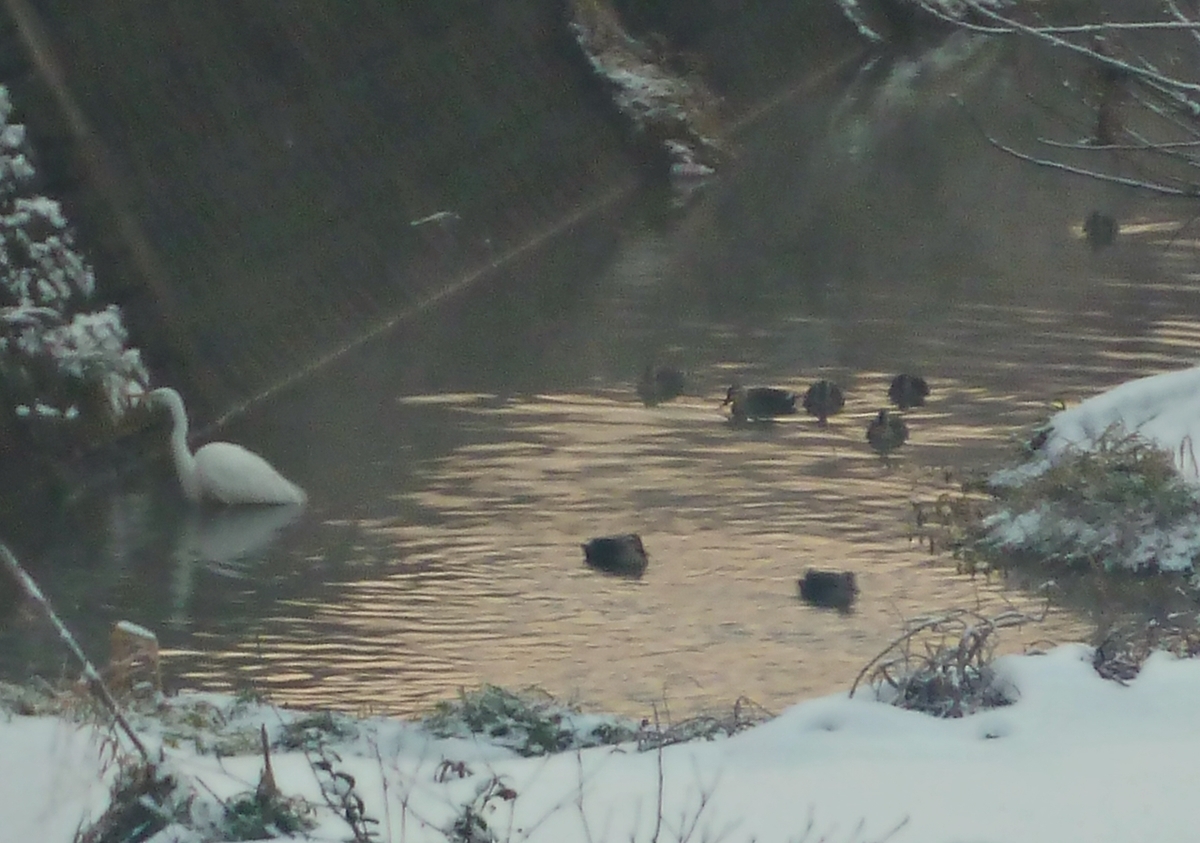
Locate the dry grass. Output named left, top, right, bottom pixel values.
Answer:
left=424, top=685, right=642, bottom=757
left=636, top=696, right=773, bottom=752
left=849, top=607, right=1046, bottom=718
left=1008, top=427, right=1196, bottom=525
left=1091, top=614, right=1200, bottom=684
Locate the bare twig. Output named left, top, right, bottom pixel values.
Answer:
left=956, top=97, right=1200, bottom=195
left=0, top=540, right=150, bottom=762
left=670, top=757, right=727, bottom=843
left=1036, top=136, right=1200, bottom=151
left=651, top=705, right=664, bottom=843
left=368, top=736, right=394, bottom=843
left=573, top=750, right=600, bottom=843
left=967, top=1, right=1200, bottom=93
left=850, top=606, right=1046, bottom=718
left=1163, top=0, right=1200, bottom=50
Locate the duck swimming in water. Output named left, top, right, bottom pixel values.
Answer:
left=722, top=384, right=798, bottom=422
left=582, top=534, right=649, bottom=577
left=1083, top=211, right=1118, bottom=250
left=867, top=409, right=909, bottom=458
left=798, top=569, right=858, bottom=611
left=803, top=380, right=845, bottom=426
left=888, top=374, right=929, bottom=410
left=637, top=365, right=686, bottom=406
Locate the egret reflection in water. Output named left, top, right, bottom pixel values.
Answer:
left=170, top=503, right=305, bottom=626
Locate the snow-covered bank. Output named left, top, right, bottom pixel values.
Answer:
left=1033, top=365, right=1200, bottom=484
left=9, top=644, right=1200, bottom=843
left=979, top=365, right=1200, bottom=574
left=566, top=0, right=724, bottom=198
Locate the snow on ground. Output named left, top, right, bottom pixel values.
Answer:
left=7, top=645, right=1200, bottom=842
left=1037, top=365, right=1200, bottom=483
left=0, top=715, right=112, bottom=842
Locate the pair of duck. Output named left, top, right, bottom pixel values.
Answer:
left=720, top=381, right=841, bottom=424
left=870, top=373, right=928, bottom=457
left=721, top=373, right=928, bottom=456
left=583, top=536, right=860, bottom=613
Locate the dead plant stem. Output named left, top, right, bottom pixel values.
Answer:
left=0, top=539, right=150, bottom=762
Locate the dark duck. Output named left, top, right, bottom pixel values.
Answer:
left=802, top=380, right=845, bottom=426
left=798, top=569, right=858, bottom=611
left=867, top=409, right=909, bottom=458
left=637, top=365, right=686, bottom=406
left=582, top=534, right=649, bottom=577
left=722, top=384, right=798, bottom=422
left=887, top=374, right=929, bottom=411
left=1083, top=211, right=1118, bottom=250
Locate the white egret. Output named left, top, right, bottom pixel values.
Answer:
left=149, top=387, right=307, bottom=505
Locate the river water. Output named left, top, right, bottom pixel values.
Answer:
left=5, top=36, right=1200, bottom=719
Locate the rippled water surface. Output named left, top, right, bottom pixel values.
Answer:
left=7, top=41, right=1200, bottom=718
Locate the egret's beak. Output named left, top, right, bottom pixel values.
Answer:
left=133, top=389, right=158, bottom=413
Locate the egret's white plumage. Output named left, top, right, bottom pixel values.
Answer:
left=150, top=387, right=306, bottom=506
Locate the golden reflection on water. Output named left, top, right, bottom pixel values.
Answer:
left=187, top=380, right=1094, bottom=719
left=166, top=142, right=1200, bottom=722
left=171, top=238, right=1200, bottom=719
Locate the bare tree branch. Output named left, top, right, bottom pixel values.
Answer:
left=965, top=1, right=1200, bottom=94
left=952, top=88, right=1200, bottom=195
left=1162, top=0, right=1200, bottom=49
left=1035, top=136, right=1200, bottom=151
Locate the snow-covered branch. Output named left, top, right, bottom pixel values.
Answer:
left=0, top=84, right=147, bottom=442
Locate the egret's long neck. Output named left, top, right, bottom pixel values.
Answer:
left=155, top=388, right=201, bottom=501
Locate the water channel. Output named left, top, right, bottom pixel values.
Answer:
left=4, top=36, right=1200, bottom=719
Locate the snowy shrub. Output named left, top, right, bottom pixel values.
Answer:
left=978, top=426, right=1200, bottom=574
left=0, top=84, right=147, bottom=439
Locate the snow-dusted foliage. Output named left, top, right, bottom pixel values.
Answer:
left=0, top=85, right=147, bottom=434
left=980, top=368, right=1200, bottom=574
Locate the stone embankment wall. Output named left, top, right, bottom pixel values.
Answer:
left=2, top=0, right=863, bottom=422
